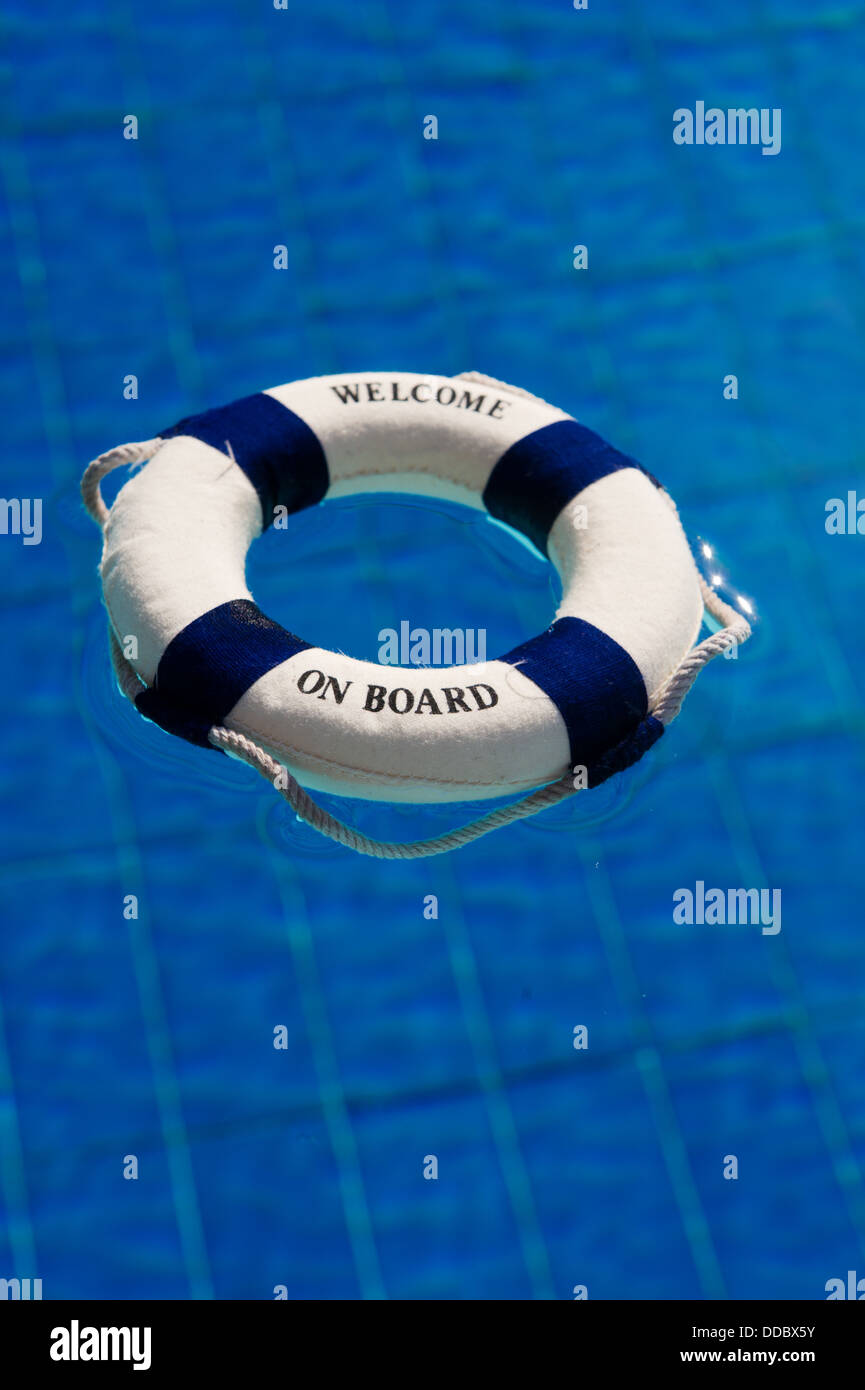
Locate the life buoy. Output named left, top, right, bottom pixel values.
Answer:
left=82, top=371, right=750, bottom=855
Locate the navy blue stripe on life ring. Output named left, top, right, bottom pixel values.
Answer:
left=136, top=599, right=310, bottom=748
left=483, top=419, right=660, bottom=555
left=501, top=615, right=654, bottom=774
left=160, top=393, right=329, bottom=527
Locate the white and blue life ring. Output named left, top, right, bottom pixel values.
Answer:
left=82, top=371, right=749, bottom=840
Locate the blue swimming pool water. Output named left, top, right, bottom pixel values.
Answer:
left=1, top=0, right=864, bottom=1299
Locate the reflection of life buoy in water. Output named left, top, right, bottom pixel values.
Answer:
left=81, top=371, right=751, bottom=857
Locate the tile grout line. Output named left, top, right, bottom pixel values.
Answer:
left=2, top=79, right=214, bottom=1296
left=0, top=990, right=38, bottom=1279
left=493, top=10, right=725, bottom=1294
left=624, top=0, right=865, bottom=1267
left=437, top=857, right=557, bottom=1299
left=112, top=0, right=205, bottom=405
left=707, top=751, right=865, bottom=1261
left=259, top=802, right=387, bottom=1300
left=579, top=844, right=728, bottom=1298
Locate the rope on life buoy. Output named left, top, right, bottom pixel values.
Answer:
left=81, top=392, right=750, bottom=859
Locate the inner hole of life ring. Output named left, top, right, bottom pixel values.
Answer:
left=245, top=491, right=553, bottom=672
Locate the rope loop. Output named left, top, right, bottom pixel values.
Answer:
left=80, top=438, right=164, bottom=527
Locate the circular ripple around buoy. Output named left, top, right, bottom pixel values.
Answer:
left=81, top=606, right=259, bottom=794
left=517, top=758, right=649, bottom=836
left=261, top=799, right=352, bottom=861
